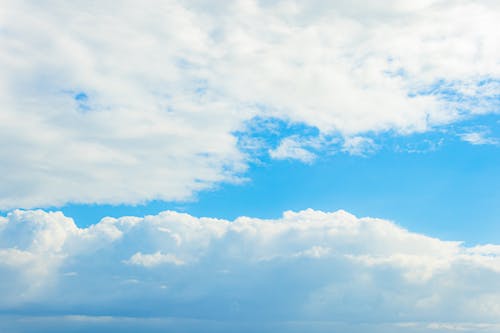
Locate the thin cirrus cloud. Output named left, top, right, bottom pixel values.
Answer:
left=460, top=131, right=499, bottom=145
left=1, top=0, right=500, bottom=208
left=0, top=208, right=500, bottom=332
left=269, top=136, right=318, bottom=163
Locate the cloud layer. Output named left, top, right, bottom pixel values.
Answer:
left=1, top=0, right=500, bottom=207
left=1, top=209, right=499, bottom=332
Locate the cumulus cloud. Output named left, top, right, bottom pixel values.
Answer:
left=2, top=0, right=500, bottom=207
left=0, top=209, right=499, bottom=332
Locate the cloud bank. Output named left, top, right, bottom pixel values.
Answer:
left=1, top=0, right=500, bottom=208
left=1, top=209, right=499, bottom=332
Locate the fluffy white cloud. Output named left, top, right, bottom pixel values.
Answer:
left=1, top=208, right=500, bottom=332
left=2, top=0, right=500, bottom=208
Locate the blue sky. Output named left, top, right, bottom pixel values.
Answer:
left=56, top=114, right=500, bottom=244
left=1, top=1, right=500, bottom=332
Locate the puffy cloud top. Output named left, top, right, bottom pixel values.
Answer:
left=1, top=209, right=499, bottom=332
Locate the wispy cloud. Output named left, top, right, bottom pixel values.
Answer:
left=460, top=131, right=499, bottom=145
left=269, top=136, right=318, bottom=163
left=342, top=136, right=378, bottom=156
left=123, top=251, right=185, bottom=267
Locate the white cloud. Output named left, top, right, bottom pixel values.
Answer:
left=269, top=136, right=317, bottom=162
left=124, top=251, right=185, bottom=267
left=0, top=208, right=500, bottom=332
left=342, top=136, right=378, bottom=156
left=2, top=0, right=500, bottom=207
left=460, top=131, right=499, bottom=145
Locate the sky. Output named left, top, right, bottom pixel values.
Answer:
left=1, top=0, right=500, bottom=332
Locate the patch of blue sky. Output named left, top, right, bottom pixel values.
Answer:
left=204, top=126, right=500, bottom=245
left=411, top=77, right=500, bottom=111
left=383, top=66, right=407, bottom=79
left=74, top=91, right=91, bottom=112
left=235, top=116, right=324, bottom=159
left=21, top=113, right=497, bottom=246
left=183, top=78, right=210, bottom=97
left=456, top=113, right=500, bottom=134
left=174, top=57, right=203, bottom=71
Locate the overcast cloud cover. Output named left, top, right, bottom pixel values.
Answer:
left=1, top=0, right=500, bottom=332
left=1, top=209, right=500, bottom=332
left=2, top=0, right=500, bottom=207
